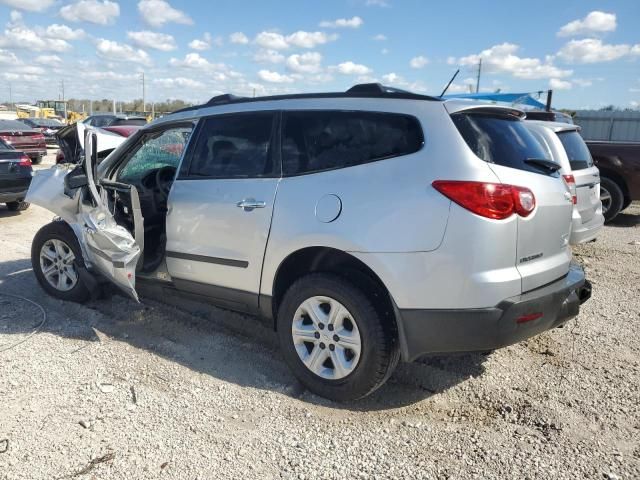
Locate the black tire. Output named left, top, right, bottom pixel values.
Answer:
left=622, top=198, right=632, bottom=211
left=600, top=177, right=624, bottom=223
left=5, top=201, right=29, bottom=211
left=277, top=273, right=399, bottom=402
left=31, top=155, right=42, bottom=165
left=31, top=221, right=91, bottom=303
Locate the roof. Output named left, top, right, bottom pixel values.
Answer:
left=172, top=83, right=441, bottom=114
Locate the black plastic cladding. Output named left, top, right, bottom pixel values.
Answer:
left=171, top=83, right=442, bottom=115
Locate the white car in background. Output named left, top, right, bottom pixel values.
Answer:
left=525, top=121, right=604, bottom=244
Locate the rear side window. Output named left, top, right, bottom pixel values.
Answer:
left=187, top=112, right=275, bottom=178
left=557, top=131, right=593, bottom=170
left=451, top=113, right=553, bottom=175
left=282, top=111, right=423, bottom=176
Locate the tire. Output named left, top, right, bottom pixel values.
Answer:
left=31, top=155, right=42, bottom=165
left=6, top=201, right=29, bottom=211
left=31, top=221, right=91, bottom=303
left=622, top=198, right=632, bottom=211
left=600, top=177, right=624, bottom=223
left=277, top=273, right=399, bottom=402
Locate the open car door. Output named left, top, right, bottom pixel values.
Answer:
left=76, top=133, right=143, bottom=300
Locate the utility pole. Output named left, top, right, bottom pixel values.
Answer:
left=141, top=72, right=146, bottom=113
left=475, top=58, right=482, bottom=94
left=8, top=83, right=12, bottom=110
left=61, top=79, right=67, bottom=120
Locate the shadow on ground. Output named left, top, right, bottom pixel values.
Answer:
left=608, top=210, right=640, bottom=228
left=0, top=257, right=486, bottom=411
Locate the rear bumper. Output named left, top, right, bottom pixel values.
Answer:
left=570, top=212, right=604, bottom=245
left=396, top=263, right=590, bottom=362
left=23, top=148, right=47, bottom=159
left=0, top=188, right=29, bottom=203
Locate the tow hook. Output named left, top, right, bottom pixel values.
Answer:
left=578, top=280, right=592, bottom=304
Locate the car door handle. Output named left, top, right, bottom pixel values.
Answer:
left=237, top=198, right=266, bottom=211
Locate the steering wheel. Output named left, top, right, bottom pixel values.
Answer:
left=155, top=166, right=177, bottom=200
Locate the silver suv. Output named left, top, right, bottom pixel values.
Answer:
left=525, top=121, right=604, bottom=244
left=27, top=84, right=591, bottom=401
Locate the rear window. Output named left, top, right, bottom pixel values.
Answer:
left=557, top=131, right=593, bottom=170
left=282, top=110, right=424, bottom=176
left=451, top=113, right=554, bottom=175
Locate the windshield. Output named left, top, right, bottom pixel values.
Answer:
left=557, top=131, right=593, bottom=170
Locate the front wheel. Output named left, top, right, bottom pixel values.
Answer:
left=277, top=273, right=399, bottom=402
left=31, top=221, right=91, bottom=303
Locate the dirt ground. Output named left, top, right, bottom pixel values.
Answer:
left=1, top=153, right=639, bottom=479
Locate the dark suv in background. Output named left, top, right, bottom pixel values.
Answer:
left=586, top=142, right=640, bottom=221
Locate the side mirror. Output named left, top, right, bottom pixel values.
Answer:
left=64, top=169, right=88, bottom=190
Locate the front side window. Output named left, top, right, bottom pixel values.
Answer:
left=282, top=110, right=424, bottom=176
left=187, top=112, right=275, bottom=178
left=116, top=126, right=193, bottom=183
left=557, top=131, right=593, bottom=170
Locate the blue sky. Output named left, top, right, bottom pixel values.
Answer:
left=0, top=0, right=639, bottom=109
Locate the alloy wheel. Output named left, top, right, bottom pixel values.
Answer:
left=39, top=239, right=78, bottom=292
left=600, top=186, right=612, bottom=214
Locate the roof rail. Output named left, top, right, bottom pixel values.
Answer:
left=205, top=94, right=246, bottom=106
left=170, top=84, right=440, bottom=114
left=345, top=83, right=411, bottom=95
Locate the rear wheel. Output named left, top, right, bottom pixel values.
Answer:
left=600, top=177, right=624, bottom=222
left=6, top=201, right=29, bottom=211
left=31, top=155, right=42, bottom=165
left=277, top=273, right=399, bottom=402
left=31, top=221, right=90, bottom=303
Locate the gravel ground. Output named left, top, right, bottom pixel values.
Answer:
left=1, top=155, right=639, bottom=479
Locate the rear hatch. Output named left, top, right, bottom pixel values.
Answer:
left=451, top=109, right=573, bottom=292
left=556, top=130, right=600, bottom=224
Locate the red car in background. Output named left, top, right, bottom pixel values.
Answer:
left=0, top=120, right=47, bottom=164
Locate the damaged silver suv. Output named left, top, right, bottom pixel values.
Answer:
left=28, top=84, right=591, bottom=401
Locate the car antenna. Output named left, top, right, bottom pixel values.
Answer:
left=439, top=69, right=460, bottom=97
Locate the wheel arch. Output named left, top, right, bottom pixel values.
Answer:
left=598, top=167, right=631, bottom=204
left=268, top=247, right=399, bottom=337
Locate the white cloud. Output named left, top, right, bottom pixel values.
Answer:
left=138, top=0, right=193, bottom=28
left=60, top=0, right=120, bottom=25
left=258, top=69, right=295, bottom=83
left=34, top=54, right=61, bottom=66
left=254, top=30, right=338, bottom=50
left=255, top=32, right=289, bottom=50
left=0, top=0, right=55, bottom=12
left=287, top=31, right=337, bottom=48
left=381, top=72, right=402, bottom=83
left=0, top=48, right=19, bottom=64
left=154, top=77, right=205, bottom=89
left=286, top=52, right=322, bottom=73
left=381, top=48, right=389, bottom=55
left=409, top=55, right=428, bottom=69
left=373, top=34, right=387, bottom=41
left=319, top=16, right=363, bottom=29
left=44, top=24, right=85, bottom=40
left=127, top=30, right=177, bottom=51
left=188, top=33, right=212, bottom=51
left=168, top=53, right=227, bottom=73
left=549, top=78, right=572, bottom=90
left=0, top=26, right=71, bottom=52
left=85, top=71, right=139, bottom=81
left=456, top=43, right=572, bottom=79
left=332, top=61, right=372, bottom=75
left=557, top=11, right=616, bottom=37
left=253, top=49, right=285, bottom=64
left=573, top=78, right=593, bottom=87
left=557, top=38, right=635, bottom=63
left=229, top=32, right=249, bottom=44
left=96, top=39, right=152, bottom=66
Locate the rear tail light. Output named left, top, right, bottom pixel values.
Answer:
left=432, top=180, right=536, bottom=220
left=562, top=174, right=577, bottom=204
left=19, top=155, right=31, bottom=167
